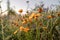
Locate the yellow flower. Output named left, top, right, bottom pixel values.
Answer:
left=29, top=13, right=35, bottom=19
left=31, top=13, right=35, bottom=16
left=29, top=16, right=33, bottom=19
left=22, top=20, right=27, bottom=24
left=34, top=16, right=37, bottom=20
left=28, top=18, right=32, bottom=22
left=36, top=13, right=42, bottom=17
left=33, top=13, right=42, bottom=19
left=25, top=18, right=29, bottom=22
left=20, top=26, right=24, bottom=31
left=23, top=27, right=30, bottom=32
left=47, top=15, right=55, bottom=19
left=47, top=15, right=52, bottom=19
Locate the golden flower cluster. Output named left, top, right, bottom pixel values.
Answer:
left=21, top=13, right=43, bottom=24
left=29, top=13, right=42, bottom=20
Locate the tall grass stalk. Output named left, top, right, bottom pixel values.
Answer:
left=1, top=18, right=4, bottom=40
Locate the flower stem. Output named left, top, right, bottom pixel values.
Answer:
left=1, top=18, right=4, bottom=40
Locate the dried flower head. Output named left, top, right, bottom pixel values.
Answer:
left=38, top=8, right=43, bottom=13
left=18, top=9, right=23, bottom=13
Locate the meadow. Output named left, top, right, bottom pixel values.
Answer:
left=0, top=0, right=60, bottom=40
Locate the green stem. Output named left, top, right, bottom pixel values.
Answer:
left=1, top=19, right=4, bottom=40
left=49, top=18, right=53, bottom=40
left=36, top=21, right=40, bottom=40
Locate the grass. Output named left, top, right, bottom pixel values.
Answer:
left=0, top=7, right=60, bottom=40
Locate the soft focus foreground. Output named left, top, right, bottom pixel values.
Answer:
left=0, top=0, right=60, bottom=40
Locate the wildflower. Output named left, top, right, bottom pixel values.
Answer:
left=34, top=13, right=42, bottom=19
left=33, top=13, right=42, bottom=20
left=34, top=16, right=37, bottom=20
left=34, top=14, right=38, bottom=18
left=28, top=18, right=32, bottom=23
left=20, top=26, right=24, bottom=31
left=37, top=8, right=43, bottom=13
left=29, top=16, right=33, bottom=19
left=31, top=13, right=35, bottom=16
left=47, top=15, right=55, bottom=19
left=23, top=27, right=30, bottom=32
left=47, top=15, right=52, bottom=19
left=29, top=13, right=35, bottom=19
left=36, top=13, right=42, bottom=16
left=13, top=30, right=18, bottom=34
left=22, top=20, right=27, bottom=24
left=18, top=9, right=23, bottom=13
